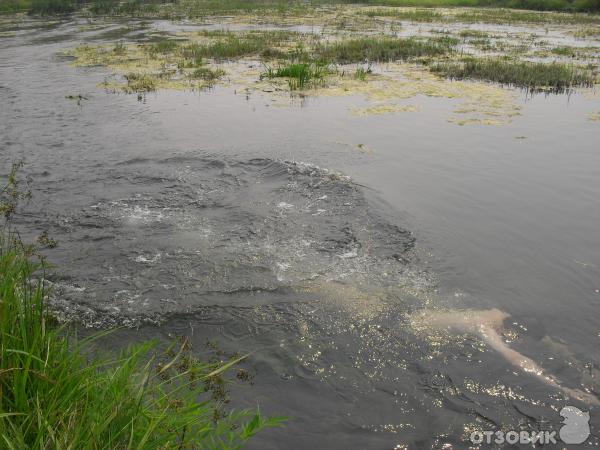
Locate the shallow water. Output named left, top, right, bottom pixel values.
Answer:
left=1, top=14, right=600, bottom=449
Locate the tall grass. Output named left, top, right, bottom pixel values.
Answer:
left=0, top=166, right=284, bottom=448
left=316, top=37, right=455, bottom=64
left=6, top=0, right=599, bottom=17
left=362, top=8, right=444, bottom=21
left=430, top=57, right=597, bottom=92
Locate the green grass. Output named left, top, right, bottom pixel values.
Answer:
left=5, top=0, right=599, bottom=16
left=0, top=164, right=285, bottom=447
left=430, top=57, right=597, bottom=92
left=551, top=45, right=576, bottom=55
left=316, top=36, right=455, bottom=64
left=29, top=0, right=76, bottom=14
left=458, top=29, right=490, bottom=37
left=362, top=8, right=444, bottom=21
left=261, top=62, right=329, bottom=89
left=344, top=0, right=600, bottom=13
left=149, top=31, right=295, bottom=62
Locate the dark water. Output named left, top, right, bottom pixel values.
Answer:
left=1, top=17, right=600, bottom=449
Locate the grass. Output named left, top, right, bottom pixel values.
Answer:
left=29, top=0, right=76, bottom=14
left=345, top=0, right=600, bottom=12
left=430, top=57, right=597, bottom=92
left=145, top=31, right=296, bottom=62
left=362, top=8, right=444, bottom=21
left=353, top=65, right=372, bottom=80
left=189, top=66, right=226, bottom=81
left=5, top=0, right=599, bottom=16
left=316, top=36, right=455, bottom=64
left=458, top=29, right=490, bottom=38
left=261, top=62, right=329, bottom=89
left=0, top=166, right=285, bottom=448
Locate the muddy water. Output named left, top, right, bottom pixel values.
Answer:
left=1, top=16, right=600, bottom=449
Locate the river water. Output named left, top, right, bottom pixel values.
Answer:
left=1, top=16, right=600, bottom=449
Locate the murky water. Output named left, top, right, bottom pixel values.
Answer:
left=1, top=14, right=600, bottom=449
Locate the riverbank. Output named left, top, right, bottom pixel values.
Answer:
left=0, top=228, right=283, bottom=448
left=2, top=0, right=599, bottom=16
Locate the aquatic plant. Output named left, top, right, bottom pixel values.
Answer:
left=362, top=8, right=444, bottom=21
left=430, top=57, right=597, bottom=92
left=189, top=66, right=226, bottom=81
left=316, top=36, right=454, bottom=64
left=149, top=38, right=179, bottom=55
left=458, top=29, right=490, bottom=38
left=261, top=62, right=329, bottom=90
left=123, top=72, right=159, bottom=92
left=353, top=65, right=372, bottom=80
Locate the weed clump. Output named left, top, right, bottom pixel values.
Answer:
left=430, top=57, right=597, bottom=92
left=316, top=37, right=454, bottom=64
left=124, top=72, right=158, bottom=92
left=262, top=62, right=329, bottom=90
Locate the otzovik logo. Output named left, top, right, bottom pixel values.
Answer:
left=559, top=406, right=590, bottom=445
left=470, top=406, right=591, bottom=446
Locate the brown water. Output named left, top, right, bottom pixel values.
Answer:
left=1, top=15, right=600, bottom=449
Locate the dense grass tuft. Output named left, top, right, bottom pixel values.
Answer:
left=316, top=37, right=454, bottom=64
left=363, top=8, right=444, bottom=21
left=430, top=57, right=597, bottom=92
left=262, top=62, right=329, bottom=89
left=29, top=0, right=76, bottom=15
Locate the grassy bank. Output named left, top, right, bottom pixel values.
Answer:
left=2, top=0, right=599, bottom=16
left=0, top=232, right=284, bottom=448
left=0, top=231, right=284, bottom=448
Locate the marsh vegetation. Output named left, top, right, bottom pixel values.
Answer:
left=430, top=57, right=597, bottom=92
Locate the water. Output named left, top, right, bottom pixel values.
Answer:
left=1, top=15, right=600, bottom=449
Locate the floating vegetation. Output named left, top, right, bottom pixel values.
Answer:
left=304, top=64, right=521, bottom=125
left=123, top=72, right=158, bottom=92
left=430, top=57, right=597, bottom=92
left=352, top=103, right=418, bottom=115
left=589, top=111, right=600, bottom=121
left=67, top=41, right=229, bottom=93
left=316, top=36, right=455, bottom=64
